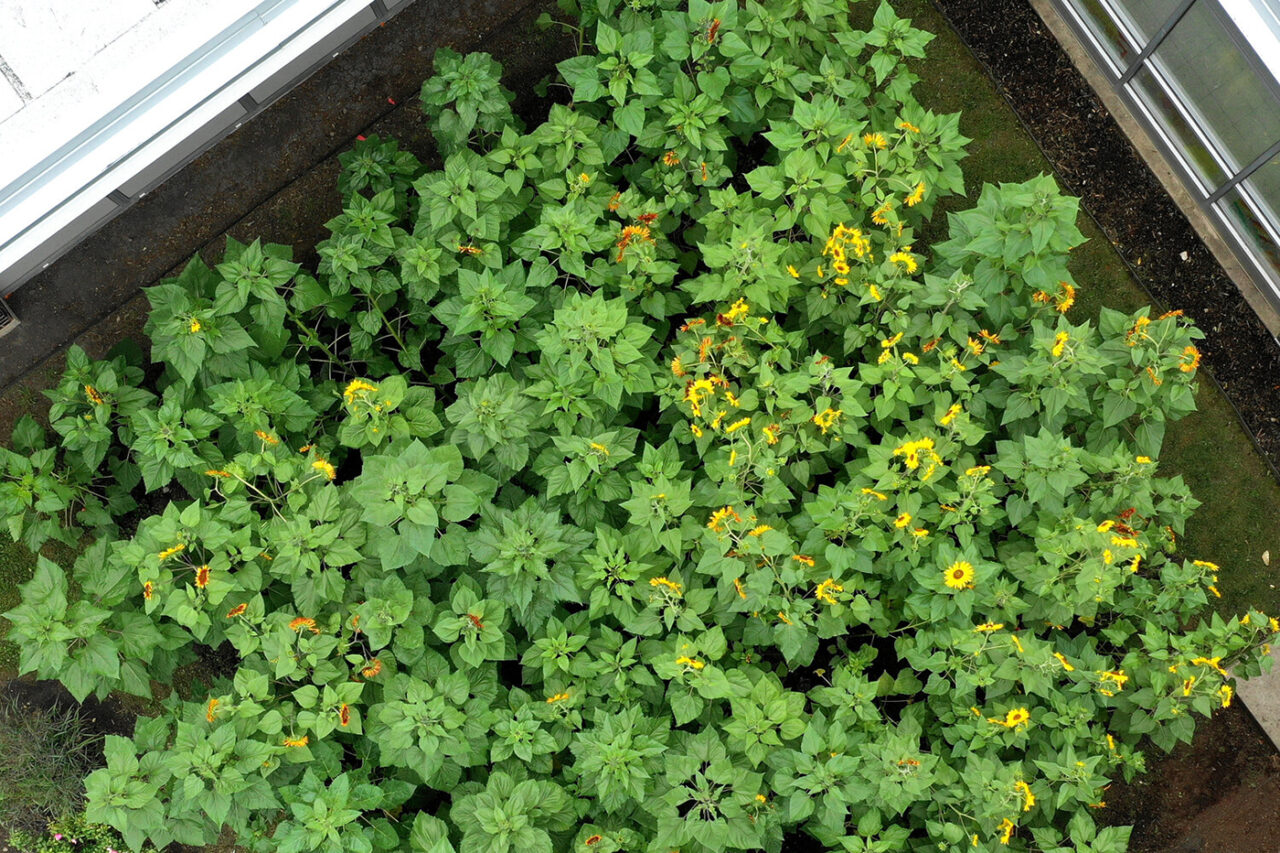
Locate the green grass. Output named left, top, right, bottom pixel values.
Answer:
left=0, top=539, right=39, bottom=675
left=894, top=0, right=1280, bottom=618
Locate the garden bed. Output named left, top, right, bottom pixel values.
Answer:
left=0, top=1, right=1277, bottom=851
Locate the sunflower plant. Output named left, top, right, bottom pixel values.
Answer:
left=3, top=1, right=1270, bottom=851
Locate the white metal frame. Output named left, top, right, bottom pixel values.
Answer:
left=0, top=0, right=414, bottom=295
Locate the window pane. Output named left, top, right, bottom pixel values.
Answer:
left=1069, top=0, right=1141, bottom=67
left=1218, top=185, right=1280, bottom=281
left=1112, top=0, right=1183, bottom=42
left=1145, top=1, right=1280, bottom=174
left=1130, top=66, right=1229, bottom=188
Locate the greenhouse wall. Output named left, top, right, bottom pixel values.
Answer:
left=1043, top=0, right=1280, bottom=338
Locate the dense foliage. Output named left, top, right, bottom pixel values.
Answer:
left=2, top=0, right=1272, bottom=850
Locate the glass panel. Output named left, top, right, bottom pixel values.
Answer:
left=1130, top=67, right=1229, bottom=188
left=1144, top=1, right=1280, bottom=174
left=1069, top=0, right=1141, bottom=67
left=1218, top=185, right=1280, bottom=280
left=1243, top=153, right=1280, bottom=220
left=1112, top=0, right=1183, bottom=42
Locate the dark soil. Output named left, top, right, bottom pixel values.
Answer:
left=930, top=1, right=1280, bottom=848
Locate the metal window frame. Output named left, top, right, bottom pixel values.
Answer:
left=0, top=0, right=413, bottom=296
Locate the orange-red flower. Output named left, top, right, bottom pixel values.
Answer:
left=194, top=565, right=210, bottom=589
left=289, top=616, right=320, bottom=634
left=226, top=603, right=248, bottom=618
left=615, top=224, right=655, bottom=262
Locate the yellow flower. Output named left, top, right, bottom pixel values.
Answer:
left=776, top=611, right=792, bottom=625
left=1136, top=455, right=1152, bottom=464
left=939, top=403, right=962, bottom=426
left=1182, top=676, right=1196, bottom=696
left=143, top=581, right=153, bottom=601
left=815, top=578, right=844, bottom=605
left=676, top=655, right=705, bottom=670
left=863, top=132, right=888, bottom=149
left=835, top=133, right=853, bottom=152
left=872, top=201, right=894, bottom=225
left=912, top=527, right=929, bottom=538
left=1190, top=656, right=1228, bottom=676
left=906, top=182, right=926, bottom=206
left=944, top=560, right=975, bottom=590
left=974, top=622, right=1004, bottom=632
left=1096, top=520, right=1116, bottom=532
left=84, top=384, right=105, bottom=405
left=1098, top=670, right=1129, bottom=693
left=1219, top=684, right=1233, bottom=708
left=158, top=544, right=186, bottom=560
left=1179, top=345, right=1201, bottom=373
left=342, top=379, right=379, bottom=405
left=189, top=317, right=202, bottom=333
left=1014, top=780, right=1035, bottom=812
left=861, top=488, right=888, bottom=501
left=707, top=506, right=741, bottom=533
left=903, top=351, right=919, bottom=364
left=1051, top=331, right=1069, bottom=358
left=999, top=818, right=1015, bottom=845
left=792, top=554, right=816, bottom=567
left=723, top=297, right=750, bottom=324
left=812, top=408, right=842, bottom=435
left=996, top=707, right=1030, bottom=728
left=868, top=283, right=882, bottom=301
left=1055, top=282, right=1076, bottom=313
left=546, top=691, right=571, bottom=704
left=649, top=576, right=684, bottom=596
left=205, top=469, right=232, bottom=478
left=254, top=430, right=279, bottom=446
left=733, top=577, right=747, bottom=599
left=206, top=697, right=219, bottom=723
left=747, top=525, right=772, bottom=536
left=1106, top=734, right=1116, bottom=752
left=1053, top=652, right=1075, bottom=671
left=888, top=251, right=917, bottom=273
left=965, top=465, right=990, bottom=477
left=312, top=458, right=337, bottom=481
left=691, top=423, right=703, bottom=438
left=589, top=442, right=610, bottom=456
left=1193, top=559, right=1219, bottom=570
left=894, top=513, right=912, bottom=529
left=724, top=417, right=751, bottom=434
left=283, top=735, right=309, bottom=748
left=786, top=264, right=800, bottom=278
left=882, top=332, right=904, bottom=348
